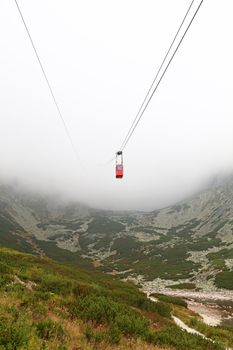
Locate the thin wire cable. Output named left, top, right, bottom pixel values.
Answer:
left=121, top=0, right=204, bottom=151
left=119, top=0, right=196, bottom=151
left=14, top=0, right=79, bottom=160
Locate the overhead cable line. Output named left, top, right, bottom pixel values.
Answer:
left=120, top=0, right=204, bottom=152
left=119, top=0, right=196, bottom=151
left=14, top=0, right=79, bottom=160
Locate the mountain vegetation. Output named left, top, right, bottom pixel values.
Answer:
left=0, top=245, right=226, bottom=350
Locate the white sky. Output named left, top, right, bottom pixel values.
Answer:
left=0, top=0, right=233, bottom=210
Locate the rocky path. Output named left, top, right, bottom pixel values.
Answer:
left=172, top=316, right=205, bottom=336
left=172, top=316, right=232, bottom=350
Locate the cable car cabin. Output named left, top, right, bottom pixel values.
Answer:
left=116, top=151, right=123, bottom=179
left=116, top=164, right=123, bottom=178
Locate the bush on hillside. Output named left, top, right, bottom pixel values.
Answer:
left=135, top=297, right=172, bottom=318
left=39, top=274, right=75, bottom=295
left=151, top=293, right=188, bottom=308
left=36, top=319, right=66, bottom=341
left=0, top=313, right=31, bottom=349
left=84, top=325, right=121, bottom=345
left=67, top=295, right=149, bottom=337
left=145, top=326, right=224, bottom=350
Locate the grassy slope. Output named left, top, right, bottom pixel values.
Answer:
left=0, top=246, right=224, bottom=350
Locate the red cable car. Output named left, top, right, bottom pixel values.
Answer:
left=116, top=151, right=123, bottom=179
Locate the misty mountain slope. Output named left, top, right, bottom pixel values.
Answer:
left=145, top=180, right=233, bottom=238
left=127, top=177, right=233, bottom=289
left=0, top=178, right=233, bottom=289
left=0, top=185, right=91, bottom=260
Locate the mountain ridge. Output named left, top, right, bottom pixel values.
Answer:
left=0, top=175, right=233, bottom=290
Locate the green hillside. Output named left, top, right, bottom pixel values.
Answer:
left=0, top=246, right=226, bottom=350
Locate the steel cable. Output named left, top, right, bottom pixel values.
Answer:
left=119, top=0, right=196, bottom=151
left=120, top=0, right=204, bottom=152
left=14, top=0, right=79, bottom=160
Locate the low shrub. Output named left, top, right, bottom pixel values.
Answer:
left=84, top=325, right=120, bottom=345
left=0, top=275, right=11, bottom=288
left=39, top=274, right=74, bottom=295
left=145, top=326, right=224, bottom=350
left=115, top=313, right=149, bottom=336
left=73, top=283, right=98, bottom=297
left=36, top=319, right=66, bottom=341
left=0, top=314, right=31, bottom=349
left=0, top=262, right=12, bottom=274
left=108, top=326, right=121, bottom=344
left=72, top=295, right=118, bottom=324
left=68, top=295, right=149, bottom=337
left=133, top=296, right=172, bottom=318
left=168, top=283, right=196, bottom=290
left=152, top=293, right=187, bottom=308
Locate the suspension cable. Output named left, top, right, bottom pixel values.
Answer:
left=14, top=0, right=79, bottom=160
left=120, top=0, right=204, bottom=152
left=119, top=0, right=196, bottom=151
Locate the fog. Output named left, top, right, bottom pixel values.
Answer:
left=0, top=0, right=233, bottom=210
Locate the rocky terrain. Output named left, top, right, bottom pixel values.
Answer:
left=1, top=175, right=233, bottom=291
